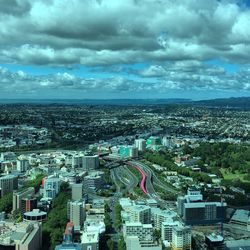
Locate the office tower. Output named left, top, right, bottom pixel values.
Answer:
left=68, top=200, right=86, bottom=231
left=81, top=231, right=99, bottom=250
left=82, top=155, right=99, bottom=171
left=72, top=183, right=84, bottom=201
left=83, top=171, right=104, bottom=191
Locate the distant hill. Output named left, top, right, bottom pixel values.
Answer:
left=0, top=98, right=191, bottom=105
left=0, top=97, right=249, bottom=108
left=194, top=97, right=250, bottom=109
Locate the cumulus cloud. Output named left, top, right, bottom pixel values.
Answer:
left=0, top=0, right=250, bottom=66
left=1, top=65, right=250, bottom=96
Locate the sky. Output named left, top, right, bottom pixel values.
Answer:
left=1, top=0, right=250, bottom=100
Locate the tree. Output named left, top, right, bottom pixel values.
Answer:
left=118, top=236, right=126, bottom=250
left=107, top=239, right=114, bottom=250
left=0, top=192, right=13, bottom=213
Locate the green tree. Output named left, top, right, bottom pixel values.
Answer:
left=0, top=192, right=13, bottom=213
left=118, top=236, right=126, bottom=250
left=107, top=239, right=114, bottom=250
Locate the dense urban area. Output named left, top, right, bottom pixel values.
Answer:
left=0, top=102, right=249, bottom=250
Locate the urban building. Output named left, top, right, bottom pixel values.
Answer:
left=83, top=171, right=104, bottom=191
left=177, top=188, right=227, bottom=225
left=0, top=174, right=18, bottom=197
left=71, top=183, right=84, bottom=201
left=128, top=205, right=151, bottom=224
left=0, top=221, right=42, bottom=250
left=43, top=176, right=60, bottom=199
left=68, top=200, right=86, bottom=231
left=172, top=225, right=192, bottom=250
left=23, top=209, right=47, bottom=222
left=146, top=136, right=161, bottom=150
left=82, top=155, right=99, bottom=171
left=134, top=139, right=146, bottom=152
left=124, top=222, right=161, bottom=250
left=21, top=196, right=37, bottom=213
left=81, top=231, right=99, bottom=250
left=16, top=159, right=29, bottom=172
left=205, top=234, right=225, bottom=250
left=0, top=152, right=16, bottom=161
left=161, top=219, right=180, bottom=243
left=151, top=207, right=177, bottom=230
left=118, top=146, right=138, bottom=158
left=13, top=187, right=35, bottom=212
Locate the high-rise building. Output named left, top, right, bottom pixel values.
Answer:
left=68, top=200, right=86, bottom=231
left=16, top=159, right=29, bottom=172
left=172, top=225, right=191, bottom=250
left=13, top=187, right=35, bottom=212
left=82, top=155, right=99, bottom=171
left=0, top=174, right=18, bottom=197
left=72, top=183, right=84, bottom=201
left=135, top=139, right=146, bottom=152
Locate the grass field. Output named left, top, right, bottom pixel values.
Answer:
left=220, top=169, right=250, bottom=183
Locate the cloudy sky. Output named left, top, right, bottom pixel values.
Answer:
left=1, top=0, right=250, bottom=100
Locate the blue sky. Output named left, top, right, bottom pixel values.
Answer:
left=0, top=0, right=250, bottom=100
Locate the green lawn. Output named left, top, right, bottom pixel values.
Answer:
left=220, top=169, right=250, bottom=183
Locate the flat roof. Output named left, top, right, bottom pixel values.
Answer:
left=231, top=209, right=250, bottom=223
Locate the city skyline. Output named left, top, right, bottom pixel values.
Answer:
left=1, top=0, right=250, bottom=100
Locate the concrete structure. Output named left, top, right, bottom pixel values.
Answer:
left=205, top=234, right=225, bottom=250
left=68, top=200, right=86, bottom=231
left=21, top=197, right=37, bottom=213
left=151, top=207, right=177, bottom=230
left=23, top=209, right=47, bottom=222
left=230, top=209, right=250, bottom=229
left=81, top=231, right=99, bottom=250
left=0, top=221, right=42, bottom=250
left=177, top=188, right=227, bottom=225
left=13, top=187, right=35, bottom=212
left=55, top=243, right=82, bottom=250
left=146, top=136, right=161, bottom=150
left=43, top=176, right=60, bottom=199
left=83, top=171, right=104, bottom=191
left=119, top=146, right=138, bottom=158
left=124, top=222, right=161, bottom=250
left=161, top=220, right=180, bottom=243
left=72, top=183, right=84, bottom=201
left=183, top=202, right=226, bottom=225
left=172, top=225, right=191, bottom=250
left=0, top=174, right=18, bottom=197
left=128, top=205, right=151, bottom=224
left=0, top=152, right=16, bottom=161
left=82, top=155, right=99, bottom=171
left=134, top=139, right=146, bottom=152
left=16, top=159, right=29, bottom=172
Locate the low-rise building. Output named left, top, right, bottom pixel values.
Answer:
left=0, top=221, right=42, bottom=250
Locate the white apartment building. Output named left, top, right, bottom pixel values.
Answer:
left=172, top=225, right=191, bottom=250
left=128, top=205, right=151, bottom=224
